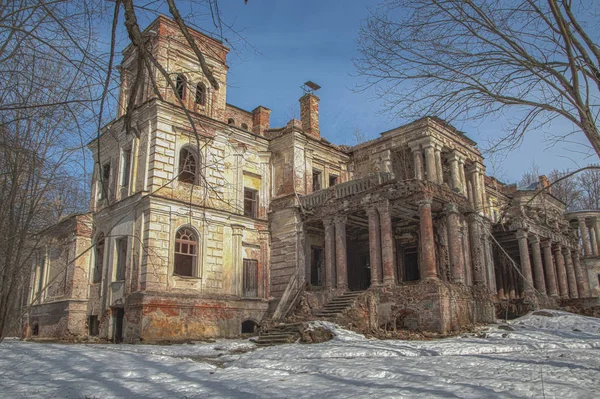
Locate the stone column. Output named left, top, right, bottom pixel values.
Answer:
left=323, top=217, right=336, bottom=290
left=529, top=236, right=546, bottom=295
left=541, top=240, right=558, bottom=297
left=578, top=217, right=592, bottom=257
left=412, top=148, right=424, bottom=180
left=458, top=157, right=467, bottom=195
left=234, top=153, right=244, bottom=214
left=505, top=259, right=517, bottom=299
left=563, top=248, right=578, bottom=298
left=446, top=203, right=465, bottom=284
left=495, top=263, right=506, bottom=299
left=434, top=145, right=444, bottom=185
left=418, top=199, right=438, bottom=279
left=589, top=222, right=599, bottom=256
left=467, top=166, right=481, bottom=212
left=259, top=231, right=270, bottom=299
left=516, top=230, right=534, bottom=294
left=366, top=207, right=382, bottom=287
left=573, top=251, right=589, bottom=297
left=423, top=144, right=438, bottom=183
left=469, top=214, right=487, bottom=286
left=595, top=218, right=600, bottom=254
left=378, top=201, right=396, bottom=286
left=449, top=152, right=463, bottom=194
left=334, top=215, right=348, bottom=290
left=554, top=246, right=569, bottom=298
left=232, top=225, right=244, bottom=296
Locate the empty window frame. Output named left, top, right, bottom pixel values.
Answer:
left=195, top=83, right=206, bottom=106
left=174, top=227, right=197, bottom=277
left=99, top=163, right=111, bottom=199
left=121, top=149, right=132, bottom=188
left=241, top=123, right=249, bottom=131
left=115, top=237, right=127, bottom=281
left=175, top=74, right=186, bottom=100
left=178, top=147, right=198, bottom=184
left=243, top=259, right=258, bottom=297
left=88, top=315, right=99, bottom=336
left=93, top=234, right=105, bottom=283
left=227, top=118, right=235, bottom=125
left=312, top=170, right=322, bottom=192
left=244, top=188, right=258, bottom=218
left=329, top=174, right=338, bottom=187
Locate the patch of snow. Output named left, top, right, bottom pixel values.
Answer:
left=305, top=320, right=367, bottom=341
left=509, top=309, right=600, bottom=333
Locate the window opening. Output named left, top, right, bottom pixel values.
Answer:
left=241, top=123, right=248, bottom=131
left=310, top=246, right=323, bottom=286
left=93, top=234, right=105, bottom=283
left=88, top=315, right=99, bottom=336
left=100, top=163, right=110, bottom=199
left=329, top=174, right=338, bottom=187
left=174, top=228, right=197, bottom=277
left=195, top=83, right=206, bottom=105
left=227, top=118, right=235, bottom=125
left=241, top=319, right=259, bottom=334
left=121, top=149, right=131, bottom=188
left=175, top=74, right=186, bottom=100
left=244, top=188, right=258, bottom=218
left=178, top=148, right=197, bottom=184
left=115, top=237, right=127, bottom=281
left=243, top=259, right=258, bottom=297
left=312, top=171, right=321, bottom=192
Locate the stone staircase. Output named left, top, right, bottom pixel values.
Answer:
left=314, top=291, right=365, bottom=318
left=255, top=322, right=303, bottom=347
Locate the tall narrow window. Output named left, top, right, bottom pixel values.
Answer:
left=178, top=147, right=197, bottom=184
left=244, top=188, right=258, bottom=218
left=93, top=234, right=105, bottom=283
left=100, top=163, right=110, bottom=199
left=195, top=83, right=206, bottom=106
left=174, top=228, right=197, bottom=277
left=175, top=74, right=186, bottom=100
left=121, top=149, right=131, bottom=188
left=312, top=171, right=322, bottom=192
left=329, top=174, right=338, bottom=187
left=115, top=237, right=127, bottom=281
left=243, top=259, right=258, bottom=297
left=37, top=255, right=46, bottom=300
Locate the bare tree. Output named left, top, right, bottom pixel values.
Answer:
left=548, top=168, right=581, bottom=210
left=576, top=165, right=600, bottom=209
left=356, top=0, right=600, bottom=157
left=518, top=161, right=541, bottom=187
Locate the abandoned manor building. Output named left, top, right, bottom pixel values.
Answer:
left=25, top=16, right=600, bottom=343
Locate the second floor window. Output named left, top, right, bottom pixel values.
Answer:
left=313, top=171, right=322, bottom=191
left=115, top=237, right=127, bottom=281
left=121, top=150, right=131, bottom=188
left=195, top=83, right=206, bottom=106
left=175, top=74, right=186, bottom=100
left=329, top=174, right=338, bottom=187
left=99, top=163, right=110, bottom=200
left=244, top=188, right=258, bottom=218
left=179, top=147, right=198, bottom=184
left=93, top=234, right=105, bottom=283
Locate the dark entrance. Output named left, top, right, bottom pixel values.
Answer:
left=402, top=246, right=420, bottom=282
left=113, top=308, right=124, bottom=343
left=347, top=234, right=370, bottom=291
left=310, top=246, right=323, bottom=286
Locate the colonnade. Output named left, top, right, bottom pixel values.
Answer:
left=496, top=229, right=590, bottom=299
left=574, top=216, right=600, bottom=258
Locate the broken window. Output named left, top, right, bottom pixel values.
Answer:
left=115, top=237, right=127, bottom=281
left=195, top=82, right=206, bottom=105
left=178, top=147, right=198, bottom=184
left=93, top=234, right=105, bottom=283
left=244, top=188, right=258, bottom=218
left=329, top=174, right=338, bottom=187
left=175, top=74, right=186, bottom=100
left=121, top=149, right=131, bottom=188
left=99, top=163, right=110, bottom=199
left=312, top=170, right=321, bottom=192
left=243, top=259, right=258, bottom=297
left=88, top=315, right=99, bottom=336
left=227, top=118, right=235, bottom=125
left=241, top=123, right=249, bottom=131
left=174, top=227, right=197, bottom=277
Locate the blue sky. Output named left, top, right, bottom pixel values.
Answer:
left=132, top=0, right=596, bottom=184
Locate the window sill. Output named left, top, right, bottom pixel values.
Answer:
left=173, top=274, right=201, bottom=280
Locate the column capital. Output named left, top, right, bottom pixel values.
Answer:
left=376, top=199, right=392, bottom=214
left=553, top=245, right=563, bottom=254
left=444, top=202, right=460, bottom=214
left=516, top=229, right=528, bottom=240
left=448, top=150, right=465, bottom=162
left=231, top=224, right=245, bottom=235
left=334, top=214, right=347, bottom=225
left=563, top=246, right=572, bottom=255
left=323, top=216, right=335, bottom=227
left=541, top=239, right=552, bottom=249
left=365, top=206, right=379, bottom=218
left=417, top=198, right=433, bottom=207
left=528, top=235, right=541, bottom=244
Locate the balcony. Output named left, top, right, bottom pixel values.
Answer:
left=300, top=172, right=393, bottom=209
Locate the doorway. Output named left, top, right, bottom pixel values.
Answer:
left=310, top=246, right=323, bottom=286
left=113, top=308, right=124, bottom=344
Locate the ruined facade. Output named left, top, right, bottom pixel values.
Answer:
left=25, top=16, right=598, bottom=342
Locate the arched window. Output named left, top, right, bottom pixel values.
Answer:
left=227, top=118, right=235, bottom=125
left=93, top=234, right=105, bottom=283
left=178, top=147, right=198, bottom=184
left=174, top=227, right=197, bottom=277
left=241, top=123, right=248, bottom=131
left=175, top=74, right=186, bottom=100
left=195, top=83, right=206, bottom=106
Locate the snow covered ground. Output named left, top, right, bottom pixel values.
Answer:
left=1, top=311, right=600, bottom=398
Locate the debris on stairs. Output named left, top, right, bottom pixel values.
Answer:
left=255, top=322, right=303, bottom=347
left=314, top=291, right=365, bottom=318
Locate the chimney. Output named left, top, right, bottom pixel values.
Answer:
left=538, top=175, right=551, bottom=193
left=299, top=93, right=320, bottom=139
left=252, top=106, right=271, bottom=136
